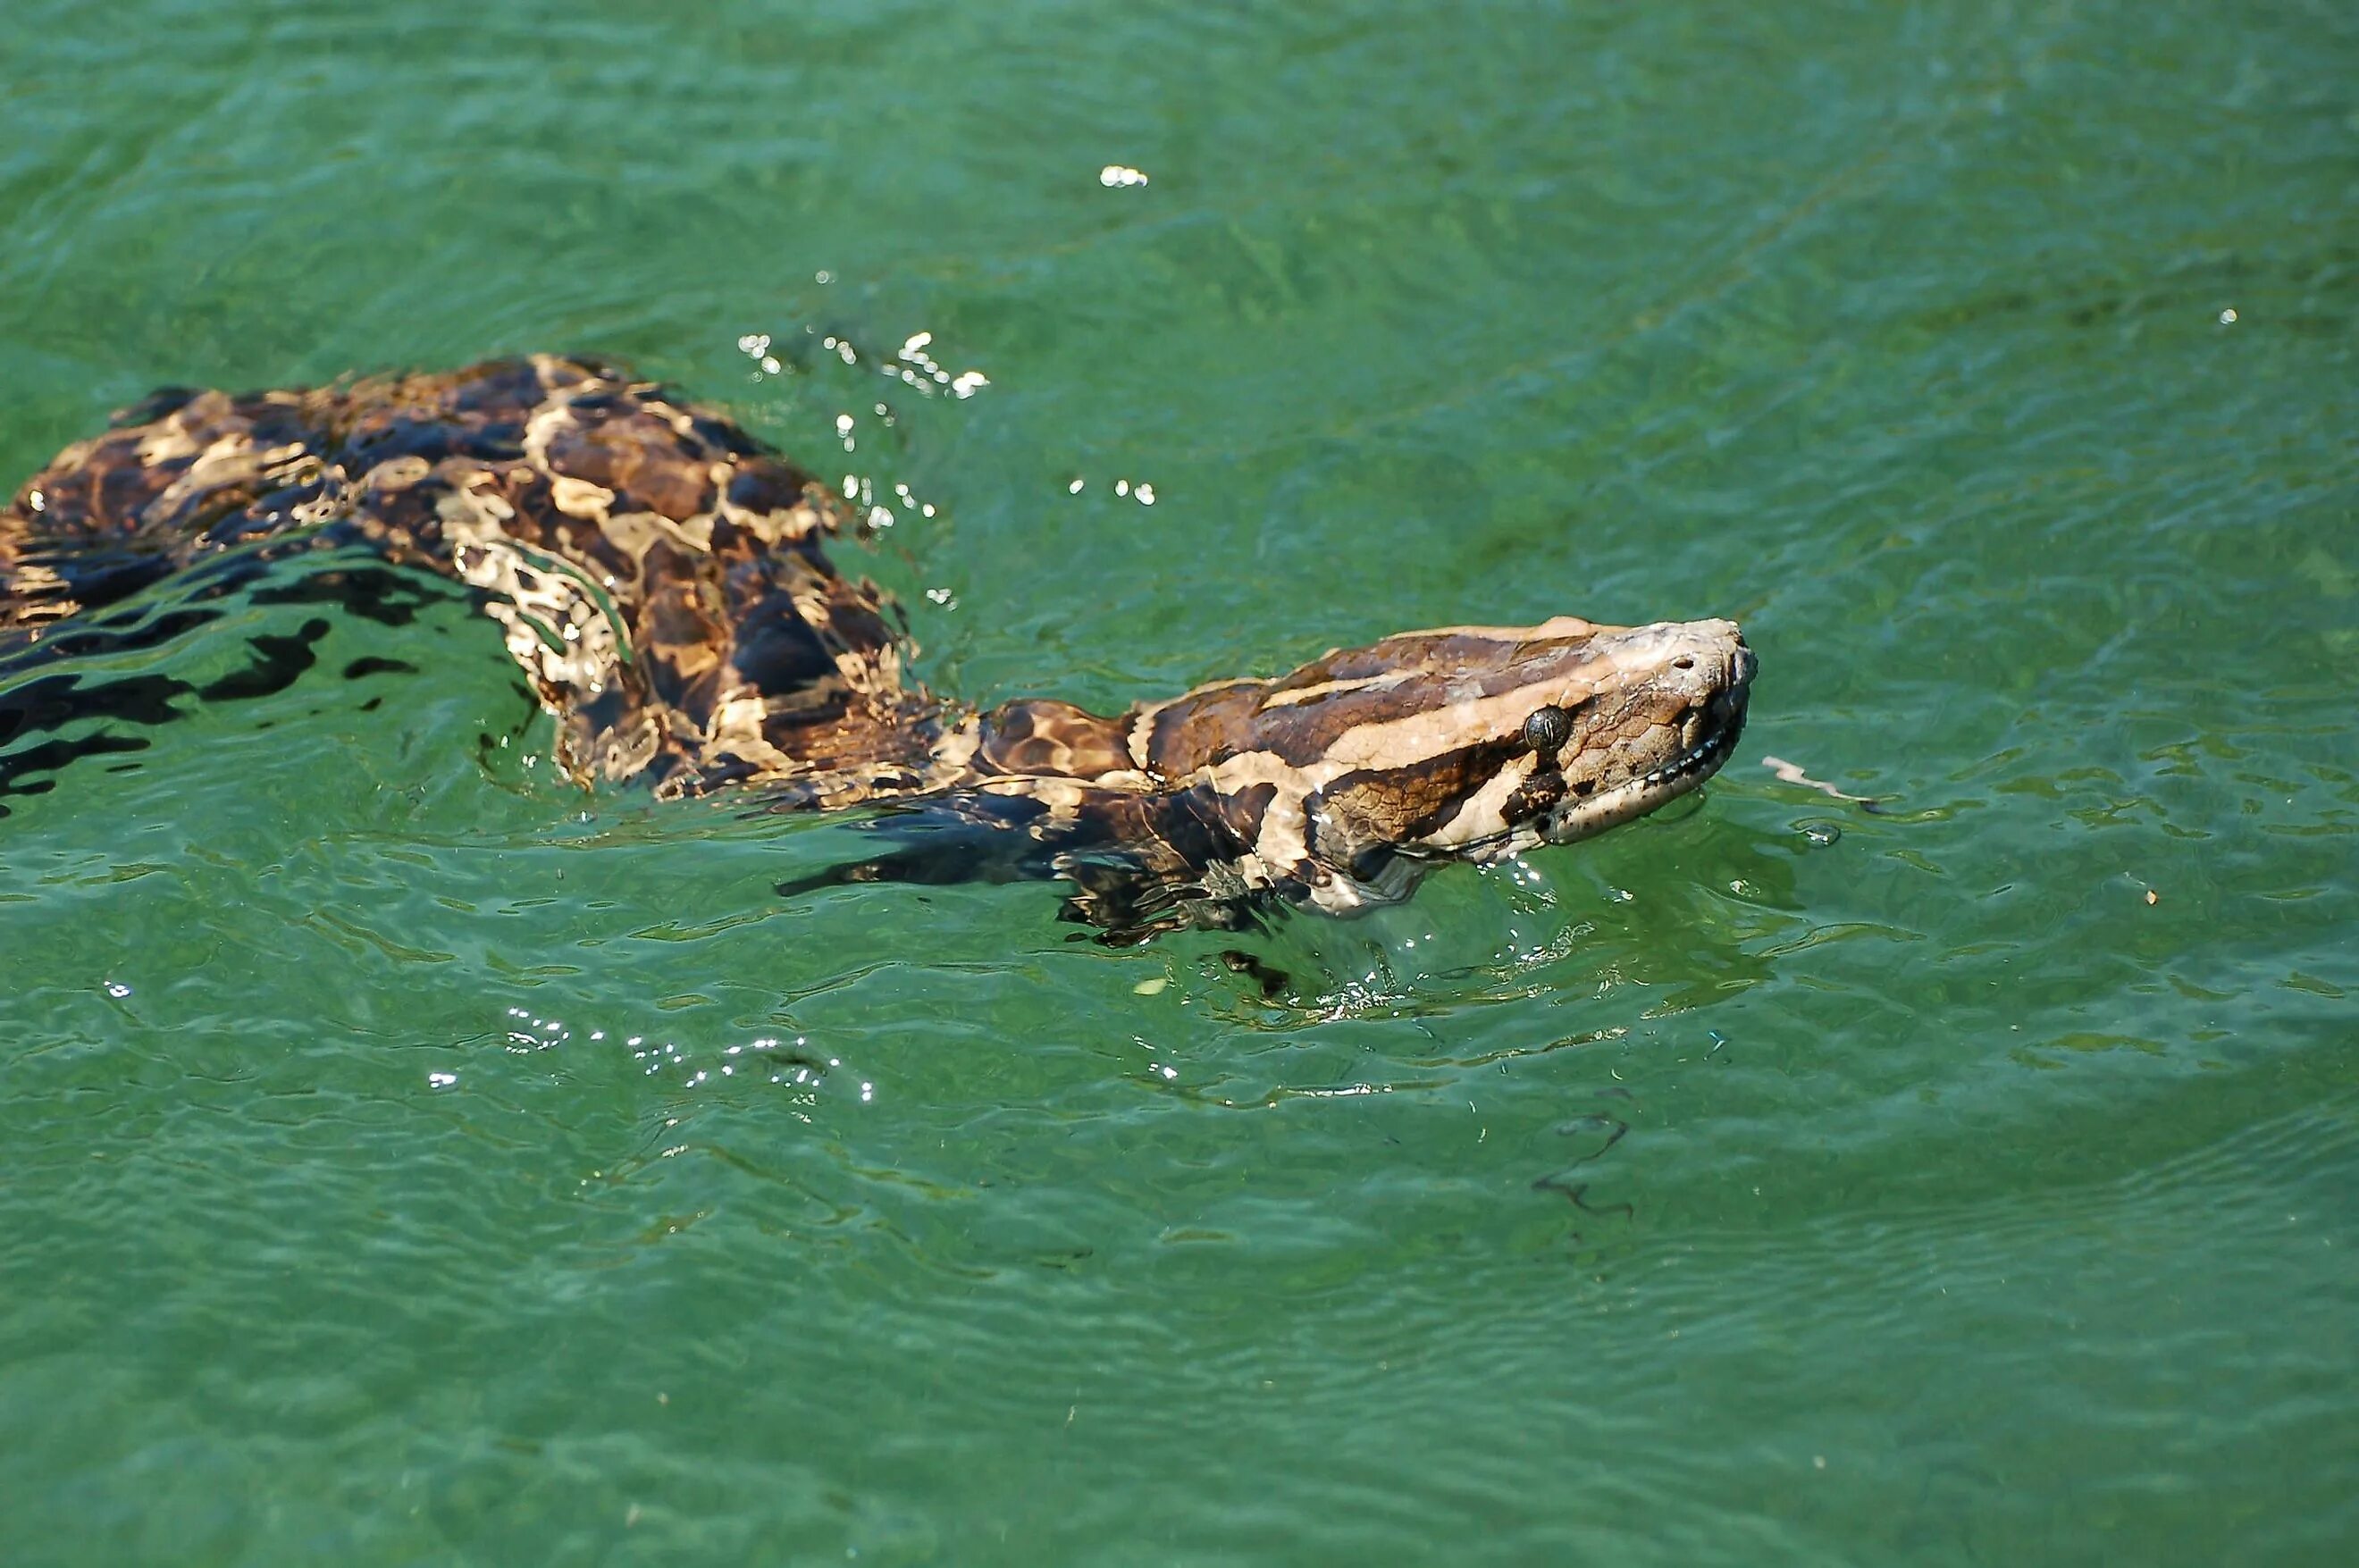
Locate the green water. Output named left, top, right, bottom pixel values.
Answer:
left=4, top=0, right=2355, bottom=1562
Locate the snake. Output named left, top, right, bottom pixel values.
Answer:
left=0, top=355, right=1755, bottom=940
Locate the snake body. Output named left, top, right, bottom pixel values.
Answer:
left=2, top=356, right=1754, bottom=937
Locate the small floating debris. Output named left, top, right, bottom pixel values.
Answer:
left=1762, top=755, right=1885, bottom=809
left=1098, top=164, right=1150, bottom=189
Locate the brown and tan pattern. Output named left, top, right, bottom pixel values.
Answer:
left=2, top=356, right=1756, bottom=937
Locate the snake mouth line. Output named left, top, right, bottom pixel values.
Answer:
left=1641, top=697, right=1748, bottom=792
left=1531, top=690, right=1750, bottom=848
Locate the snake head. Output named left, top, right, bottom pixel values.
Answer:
left=1135, top=615, right=1755, bottom=912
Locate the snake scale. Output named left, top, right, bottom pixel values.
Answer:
left=0, top=355, right=1754, bottom=940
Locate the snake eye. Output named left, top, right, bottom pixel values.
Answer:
left=1523, top=704, right=1574, bottom=754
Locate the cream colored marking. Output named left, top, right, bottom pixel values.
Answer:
left=970, top=770, right=1155, bottom=805
left=978, top=777, right=1093, bottom=811
left=1354, top=615, right=1600, bottom=646
left=152, top=436, right=278, bottom=519
left=599, top=509, right=662, bottom=560
left=365, top=455, right=432, bottom=491
left=1319, top=673, right=1595, bottom=773
left=135, top=418, right=208, bottom=466
left=929, top=715, right=984, bottom=781
left=550, top=474, right=615, bottom=519
left=719, top=498, right=811, bottom=547
left=1123, top=710, right=1154, bottom=773
left=1259, top=670, right=1414, bottom=708
left=436, top=489, right=628, bottom=714
left=1202, top=750, right=1316, bottom=876
left=290, top=490, right=345, bottom=525
left=519, top=398, right=580, bottom=473
left=459, top=474, right=516, bottom=520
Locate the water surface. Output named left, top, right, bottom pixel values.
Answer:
left=3, top=1, right=2355, bottom=1563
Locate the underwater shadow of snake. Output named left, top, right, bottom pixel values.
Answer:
left=0, top=559, right=444, bottom=817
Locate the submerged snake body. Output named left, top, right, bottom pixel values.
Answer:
left=2, top=356, right=1754, bottom=937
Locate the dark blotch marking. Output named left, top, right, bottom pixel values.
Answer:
left=1502, top=769, right=1566, bottom=823
left=728, top=596, right=837, bottom=694
left=1322, top=739, right=1520, bottom=847
left=342, top=656, right=417, bottom=680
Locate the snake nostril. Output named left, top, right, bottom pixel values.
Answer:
left=1672, top=655, right=1695, bottom=671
